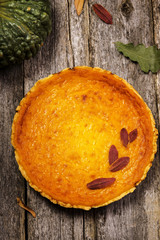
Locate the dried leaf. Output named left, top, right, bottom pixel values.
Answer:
left=129, top=128, right=138, bottom=143
left=115, top=42, right=160, bottom=73
left=120, top=128, right=129, bottom=147
left=75, top=0, right=85, bottom=16
left=109, top=157, right=130, bottom=172
left=109, top=145, right=118, bottom=165
left=17, top=198, right=36, bottom=218
left=93, top=4, right=112, bottom=24
left=87, top=178, right=116, bottom=190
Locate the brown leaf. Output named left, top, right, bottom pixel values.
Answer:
left=93, top=4, right=112, bottom=24
left=109, top=157, right=130, bottom=172
left=87, top=178, right=116, bottom=190
left=120, top=128, right=129, bottom=147
left=17, top=198, right=36, bottom=218
left=75, top=0, right=85, bottom=16
left=109, top=145, right=118, bottom=165
left=129, top=129, right=138, bottom=143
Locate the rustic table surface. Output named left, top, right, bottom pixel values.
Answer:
left=1, top=0, right=160, bottom=239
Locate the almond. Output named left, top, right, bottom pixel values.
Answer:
left=87, top=178, right=116, bottom=190
left=120, top=128, right=129, bottom=147
left=92, top=4, right=113, bottom=24
left=109, top=145, right=118, bottom=165
left=129, top=129, right=138, bottom=143
left=109, top=157, right=130, bottom=172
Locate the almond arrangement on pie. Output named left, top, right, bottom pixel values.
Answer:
left=11, top=66, right=158, bottom=210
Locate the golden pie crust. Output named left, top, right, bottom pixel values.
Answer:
left=11, top=66, right=158, bottom=210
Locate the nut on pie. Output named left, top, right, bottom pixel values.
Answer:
left=11, top=66, right=158, bottom=210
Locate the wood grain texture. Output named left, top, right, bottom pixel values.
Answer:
left=88, top=0, right=160, bottom=239
left=0, top=65, right=25, bottom=240
left=153, top=0, right=160, bottom=123
left=24, top=1, right=75, bottom=240
left=70, top=0, right=89, bottom=66
left=1, top=0, right=160, bottom=239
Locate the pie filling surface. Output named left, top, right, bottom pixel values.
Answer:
left=12, top=67, right=157, bottom=209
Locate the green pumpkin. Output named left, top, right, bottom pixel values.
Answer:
left=0, top=0, right=52, bottom=67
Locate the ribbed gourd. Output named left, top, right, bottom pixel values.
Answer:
left=0, top=0, right=51, bottom=68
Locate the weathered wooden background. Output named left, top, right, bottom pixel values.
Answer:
left=1, top=0, right=160, bottom=239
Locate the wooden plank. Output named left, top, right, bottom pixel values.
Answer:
left=0, top=65, right=25, bottom=240
left=88, top=0, right=160, bottom=239
left=73, top=209, right=84, bottom=240
left=84, top=210, right=96, bottom=240
left=24, top=1, right=75, bottom=239
left=69, top=1, right=92, bottom=239
left=153, top=0, right=160, bottom=123
left=152, top=3, right=160, bottom=238
left=69, top=0, right=89, bottom=66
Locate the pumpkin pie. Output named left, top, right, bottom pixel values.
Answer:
left=11, top=66, right=158, bottom=210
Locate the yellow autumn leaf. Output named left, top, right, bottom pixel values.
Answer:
left=75, top=0, right=85, bottom=16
